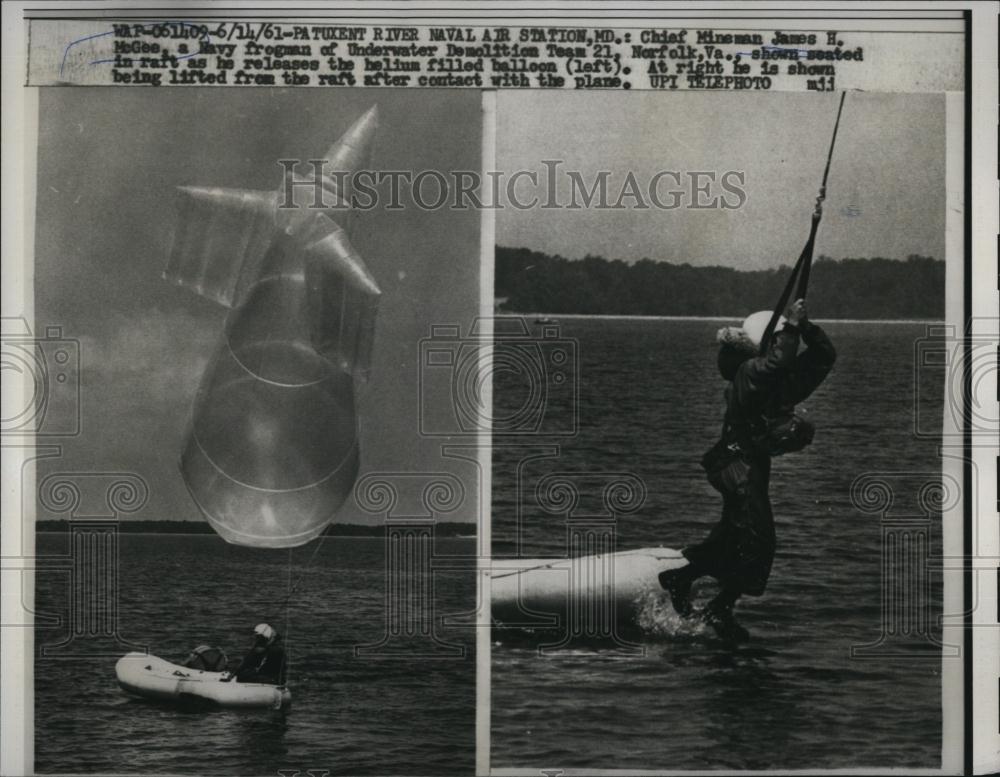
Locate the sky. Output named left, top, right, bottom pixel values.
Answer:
left=496, top=90, right=946, bottom=269
left=29, top=86, right=948, bottom=529
left=34, top=88, right=483, bottom=526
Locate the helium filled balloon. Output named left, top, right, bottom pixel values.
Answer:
left=164, top=106, right=381, bottom=548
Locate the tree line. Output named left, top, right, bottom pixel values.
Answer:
left=495, top=246, right=944, bottom=319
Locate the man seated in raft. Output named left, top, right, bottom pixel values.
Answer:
left=222, top=623, right=287, bottom=685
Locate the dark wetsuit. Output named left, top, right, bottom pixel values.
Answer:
left=684, top=320, right=836, bottom=598
left=233, top=639, right=287, bottom=685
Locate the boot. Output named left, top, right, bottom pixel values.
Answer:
left=701, top=599, right=750, bottom=645
left=658, top=565, right=695, bottom=617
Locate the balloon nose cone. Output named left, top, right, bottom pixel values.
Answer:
left=323, top=104, right=379, bottom=173
left=360, top=104, right=379, bottom=129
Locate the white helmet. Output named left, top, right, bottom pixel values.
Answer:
left=741, top=310, right=786, bottom=349
left=253, top=623, right=276, bottom=644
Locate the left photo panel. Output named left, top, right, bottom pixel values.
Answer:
left=29, top=88, right=482, bottom=775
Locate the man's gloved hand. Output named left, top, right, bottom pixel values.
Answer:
left=813, top=186, right=825, bottom=219
left=786, top=298, right=808, bottom=327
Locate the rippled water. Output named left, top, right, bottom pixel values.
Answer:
left=31, top=319, right=949, bottom=773
left=491, top=318, right=946, bottom=770
left=34, top=536, right=475, bottom=775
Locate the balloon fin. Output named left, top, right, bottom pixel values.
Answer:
left=164, top=187, right=278, bottom=308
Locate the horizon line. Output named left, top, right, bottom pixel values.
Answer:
left=496, top=312, right=946, bottom=325
left=35, top=519, right=477, bottom=525
left=494, top=246, right=943, bottom=269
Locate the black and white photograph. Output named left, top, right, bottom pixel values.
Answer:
left=25, top=87, right=481, bottom=775
left=489, top=88, right=963, bottom=771
left=1, top=3, right=997, bottom=777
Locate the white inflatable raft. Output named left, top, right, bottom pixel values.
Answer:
left=115, top=652, right=291, bottom=709
left=491, top=546, right=687, bottom=626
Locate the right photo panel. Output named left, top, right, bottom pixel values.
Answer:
left=489, top=86, right=962, bottom=772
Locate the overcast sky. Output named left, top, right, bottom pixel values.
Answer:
left=35, top=88, right=482, bottom=525
left=497, top=90, right=945, bottom=269
left=31, top=87, right=947, bottom=527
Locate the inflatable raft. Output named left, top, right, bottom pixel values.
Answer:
left=115, top=652, right=291, bottom=709
left=491, top=546, right=687, bottom=626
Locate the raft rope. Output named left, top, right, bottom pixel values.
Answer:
left=268, top=531, right=332, bottom=685
left=759, top=91, right=847, bottom=355
left=284, top=547, right=292, bottom=686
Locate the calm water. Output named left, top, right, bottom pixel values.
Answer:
left=491, top=318, right=946, bottom=770
left=34, top=535, right=475, bottom=775
left=32, top=319, right=948, bottom=773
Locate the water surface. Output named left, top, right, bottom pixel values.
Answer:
left=491, top=318, right=946, bottom=770
left=35, top=535, right=476, bottom=775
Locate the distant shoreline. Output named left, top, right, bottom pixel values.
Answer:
left=34, top=519, right=475, bottom=538
left=35, top=532, right=478, bottom=540
left=495, top=248, right=944, bottom=320
left=498, top=312, right=946, bottom=325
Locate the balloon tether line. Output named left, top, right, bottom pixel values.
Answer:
left=759, top=91, right=847, bottom=355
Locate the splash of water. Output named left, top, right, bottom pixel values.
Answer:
left=633, top=590, right=711, bottom=640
